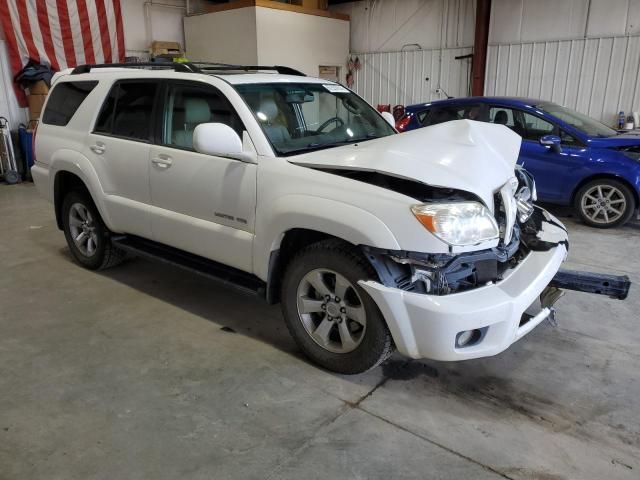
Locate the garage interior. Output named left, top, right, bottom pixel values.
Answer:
left=1, top=1, right=639, bottom=479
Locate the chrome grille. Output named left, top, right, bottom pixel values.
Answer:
left=495, top=177, right=519, bottom=244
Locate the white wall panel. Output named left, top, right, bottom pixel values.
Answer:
left=0, top=40, right=27, bottom=129
left=352, top=47, right=473, bottom=106
left=490, top=0, right=640, bottom=43
left=586, top=0, right=630, bottom=37
left=331, top=0, right=475, bottom=53
left=122, top=0, right=186, bottom=58
left=486, top=35, right=640, bottom=124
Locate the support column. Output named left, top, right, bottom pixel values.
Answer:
left=471, top=0, right=491, bottom=96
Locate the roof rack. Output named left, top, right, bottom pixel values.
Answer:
left=70, top=62, right=199, bottom=74
left=70, top=62, right=306, bottom=77
left=190, top=62, right=306, bottom=76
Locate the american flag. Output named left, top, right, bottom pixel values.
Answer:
left=0, top=0, right=125, bottom=81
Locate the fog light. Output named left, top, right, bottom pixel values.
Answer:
left=456, top=329, right=483, bottom=348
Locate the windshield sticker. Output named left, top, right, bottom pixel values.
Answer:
left=323, top=84, right=350, bottom=93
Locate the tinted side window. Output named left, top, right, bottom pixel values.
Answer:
left=521, top=111, right=555, bottom=141
left=424, top=106, right=462, bottom=126
left=42, top=81, right=98, bottom=126
left=489, top=107, right=516, bottom=127
left=163, top=83, right=244, bottom=149
left=417, top=109, right=430, bottom=125
left=95, top=86, right=118, bottom=133
left=95, top=81, right=158, bottom=141
left=560, top=129, right=581, bottom=146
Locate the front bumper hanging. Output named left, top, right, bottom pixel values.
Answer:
left=550, top=269, right=631, bottom=300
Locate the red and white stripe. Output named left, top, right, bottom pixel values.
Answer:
left=0, top=0, right=125, bottom=83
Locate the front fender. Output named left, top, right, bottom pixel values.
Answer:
left=254, top=194, right=401, bottom=281
left=50, top=149, right=115, bottom=230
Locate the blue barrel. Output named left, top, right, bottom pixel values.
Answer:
left=18, top=124, right=34, bottom=177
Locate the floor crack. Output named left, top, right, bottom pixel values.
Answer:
left=263, top=364, right=398, bottom=480
left=356, top=405, right=517, bottom=480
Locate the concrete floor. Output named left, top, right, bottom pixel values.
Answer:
left=1, top=183, right=639, bottom=480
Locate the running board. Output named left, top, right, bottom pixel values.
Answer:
left=549, top=268, right=631, bottom=300
left=111, top=235, right=266, bottom=298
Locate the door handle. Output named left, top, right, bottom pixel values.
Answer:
left=151, top=154, right=173, bottom=168
left=90, top=142, right=105, bottom=154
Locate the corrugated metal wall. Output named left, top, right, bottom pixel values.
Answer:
left=351, top=46, right=473, bottom=107
left=486, top=35, right=640, bottom=124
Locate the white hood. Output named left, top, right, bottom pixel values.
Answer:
left=290, top=120, right=522, bottom=209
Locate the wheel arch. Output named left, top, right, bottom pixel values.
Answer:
left=53, top=171, right=90, bottom=229
left=265, top=228, right=361, bottom=304
left=258, top=196, right=401, bottom=304
left=50, top=150, right=113, bottom=231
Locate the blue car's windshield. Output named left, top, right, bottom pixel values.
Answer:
left=234, top=83, right=395, bottom=156
left=537, top=102, right=617, bottom=138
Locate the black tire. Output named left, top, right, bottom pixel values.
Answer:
left=574, top=178, right=636, bottom=228
left=280, top=239, right=393, bottom=374
left=61, top=190, right=125, bottom=270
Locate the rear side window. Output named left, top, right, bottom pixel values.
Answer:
left=94, top=81, right=158, bottom=141
left=422, top=104, right=485, bottom=126
left=42, top=81, right=98, bottom=126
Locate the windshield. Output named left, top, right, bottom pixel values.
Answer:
left=537, top=102, right=617, bottom=137
left=234, top=82, right=395, bottom=155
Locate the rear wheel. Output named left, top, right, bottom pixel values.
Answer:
left=62, top=190, right=125, bottom=270
left=575, top=179, right=635, bottom=228
left=281, top=240, right=393, bottom=374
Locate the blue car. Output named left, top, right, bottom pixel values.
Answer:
left=396, top=97, right=640, bottom=228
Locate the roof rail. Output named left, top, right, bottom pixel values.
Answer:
left=70, top=62, right=306, bottom=77
left=70, top=62, right=199, bottom=74
left=190, top=63, right=306, bottom=76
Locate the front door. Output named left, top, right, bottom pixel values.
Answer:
left=84, top=80, right=159, bottom=237
left=516, top=110, right=586, bottom=202
left=148, top=81, right=257, bottom=273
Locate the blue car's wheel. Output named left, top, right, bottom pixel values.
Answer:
left=575, top=179, right=635, bottom=228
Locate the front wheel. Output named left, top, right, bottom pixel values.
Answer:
left=281, top=240, right=393, bottom=374
left=574, top=179, right=636, bottom=228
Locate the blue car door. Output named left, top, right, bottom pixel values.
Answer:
left=488, top=106, right=585, bottom=203
left=516, top=110, right=586, bottom=202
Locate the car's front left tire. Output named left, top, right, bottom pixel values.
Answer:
left=61, top=190, right=125, bottom=270
left=574, top=178, right=636, bottom=228
left=280, top=239, right=394, bottom=374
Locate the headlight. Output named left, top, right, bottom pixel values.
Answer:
left=411, top=202, right=499, bottom=246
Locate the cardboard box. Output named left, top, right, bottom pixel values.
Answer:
left=291, top=0, right=328, bottom=9
left=150, top=41, right=183, bottom=57
left=27, top=94, right=47, bottom=120
left=28, top=80, right=49, bottom=95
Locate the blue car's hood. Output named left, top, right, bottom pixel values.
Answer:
left=588, top=131, right=640, bottom=149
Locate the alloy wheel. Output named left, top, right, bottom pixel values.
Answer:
left=580, top=184, right=627, bottom=226
left=296, top=268, right=367, bottom=354
left=68, top=202, right=99, bottom=257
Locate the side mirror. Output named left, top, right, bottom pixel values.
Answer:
left=381, top=111, right=396, bottom=128
left=193, top=123, right=257, bottom=163
left=539, top=134, right=562, bottom=153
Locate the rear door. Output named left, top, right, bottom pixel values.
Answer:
left=84, top=80, right=159, bottom=237
left=147, top=80, right=257, bottom=272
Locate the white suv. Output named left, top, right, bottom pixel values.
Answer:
left=32, top=63, right=571, bottom=374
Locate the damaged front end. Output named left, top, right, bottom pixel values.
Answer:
left=361, top=171, right=629, bottom=302
left=362, top=178, right=566, bottom=298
